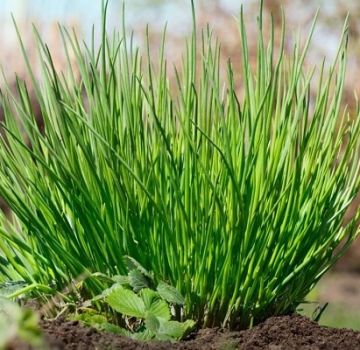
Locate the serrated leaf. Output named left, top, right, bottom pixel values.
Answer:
left=128, top=269, right=149, bottom=292
left=147, top=299, right=170, bottom=321
left=124, top=256, right=153, bottom=280
left=158, top=319, right=196, bottom=341
left=144, top=313, right=160, bottom=333
left=72, top=312, right=130, bottom=336
left=130, top=329, right=155, bottom=341
left=99, top=322, right=131, bottom=336
left=0, top=281, right=27, bottom=297
left=157, top=281, right=185, bottom=305
left=111, top=275, right=130, bottom=285
left=140, top=288, right=159, bottom=309
left=106, top=285, right=146, bottom=318
left=92, top=282, right=124, bottom=302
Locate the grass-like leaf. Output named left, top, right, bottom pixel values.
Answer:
left=0, top=0, right=359, bottom=329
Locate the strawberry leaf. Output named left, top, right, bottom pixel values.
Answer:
left=106, top=285, right=146, bottom=318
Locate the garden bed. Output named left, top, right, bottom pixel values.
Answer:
left=8, top=314, right=360, bottom=350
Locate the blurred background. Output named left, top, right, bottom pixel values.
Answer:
left=0, top=0, right=360, bottom=330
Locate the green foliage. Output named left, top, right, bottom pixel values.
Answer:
left=157, top=281, right=185, bottom=306
left=0, top=280, right=56, bottom=300
left=73, top=311, right=131, bottom=336
left=0, top=298, right=43, bottom=349
left=0, top=0, right=360, bottom=328
left=73, top=262, right=195, bottom=341
left=0, top=281, right=28, bottom=298
left=104, top=285, right=194, bottom=341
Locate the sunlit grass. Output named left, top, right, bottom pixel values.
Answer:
left=0, top=1, right=359, bottom=328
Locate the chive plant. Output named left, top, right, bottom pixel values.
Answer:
left=0, top=1, right=359, bottom=328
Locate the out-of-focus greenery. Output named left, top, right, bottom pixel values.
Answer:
left=0, top=298, right=43, bottom=349
left=319, top=304, right=360, bottom=330
left=300, top=274, right=360, bottom=331
left=300, top=301, right=360, bottom=331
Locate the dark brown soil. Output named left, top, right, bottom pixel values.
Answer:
left=6, top=314, right=360, bottom=350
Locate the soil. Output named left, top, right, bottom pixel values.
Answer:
left=7, top=314, right=360, bottom=350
